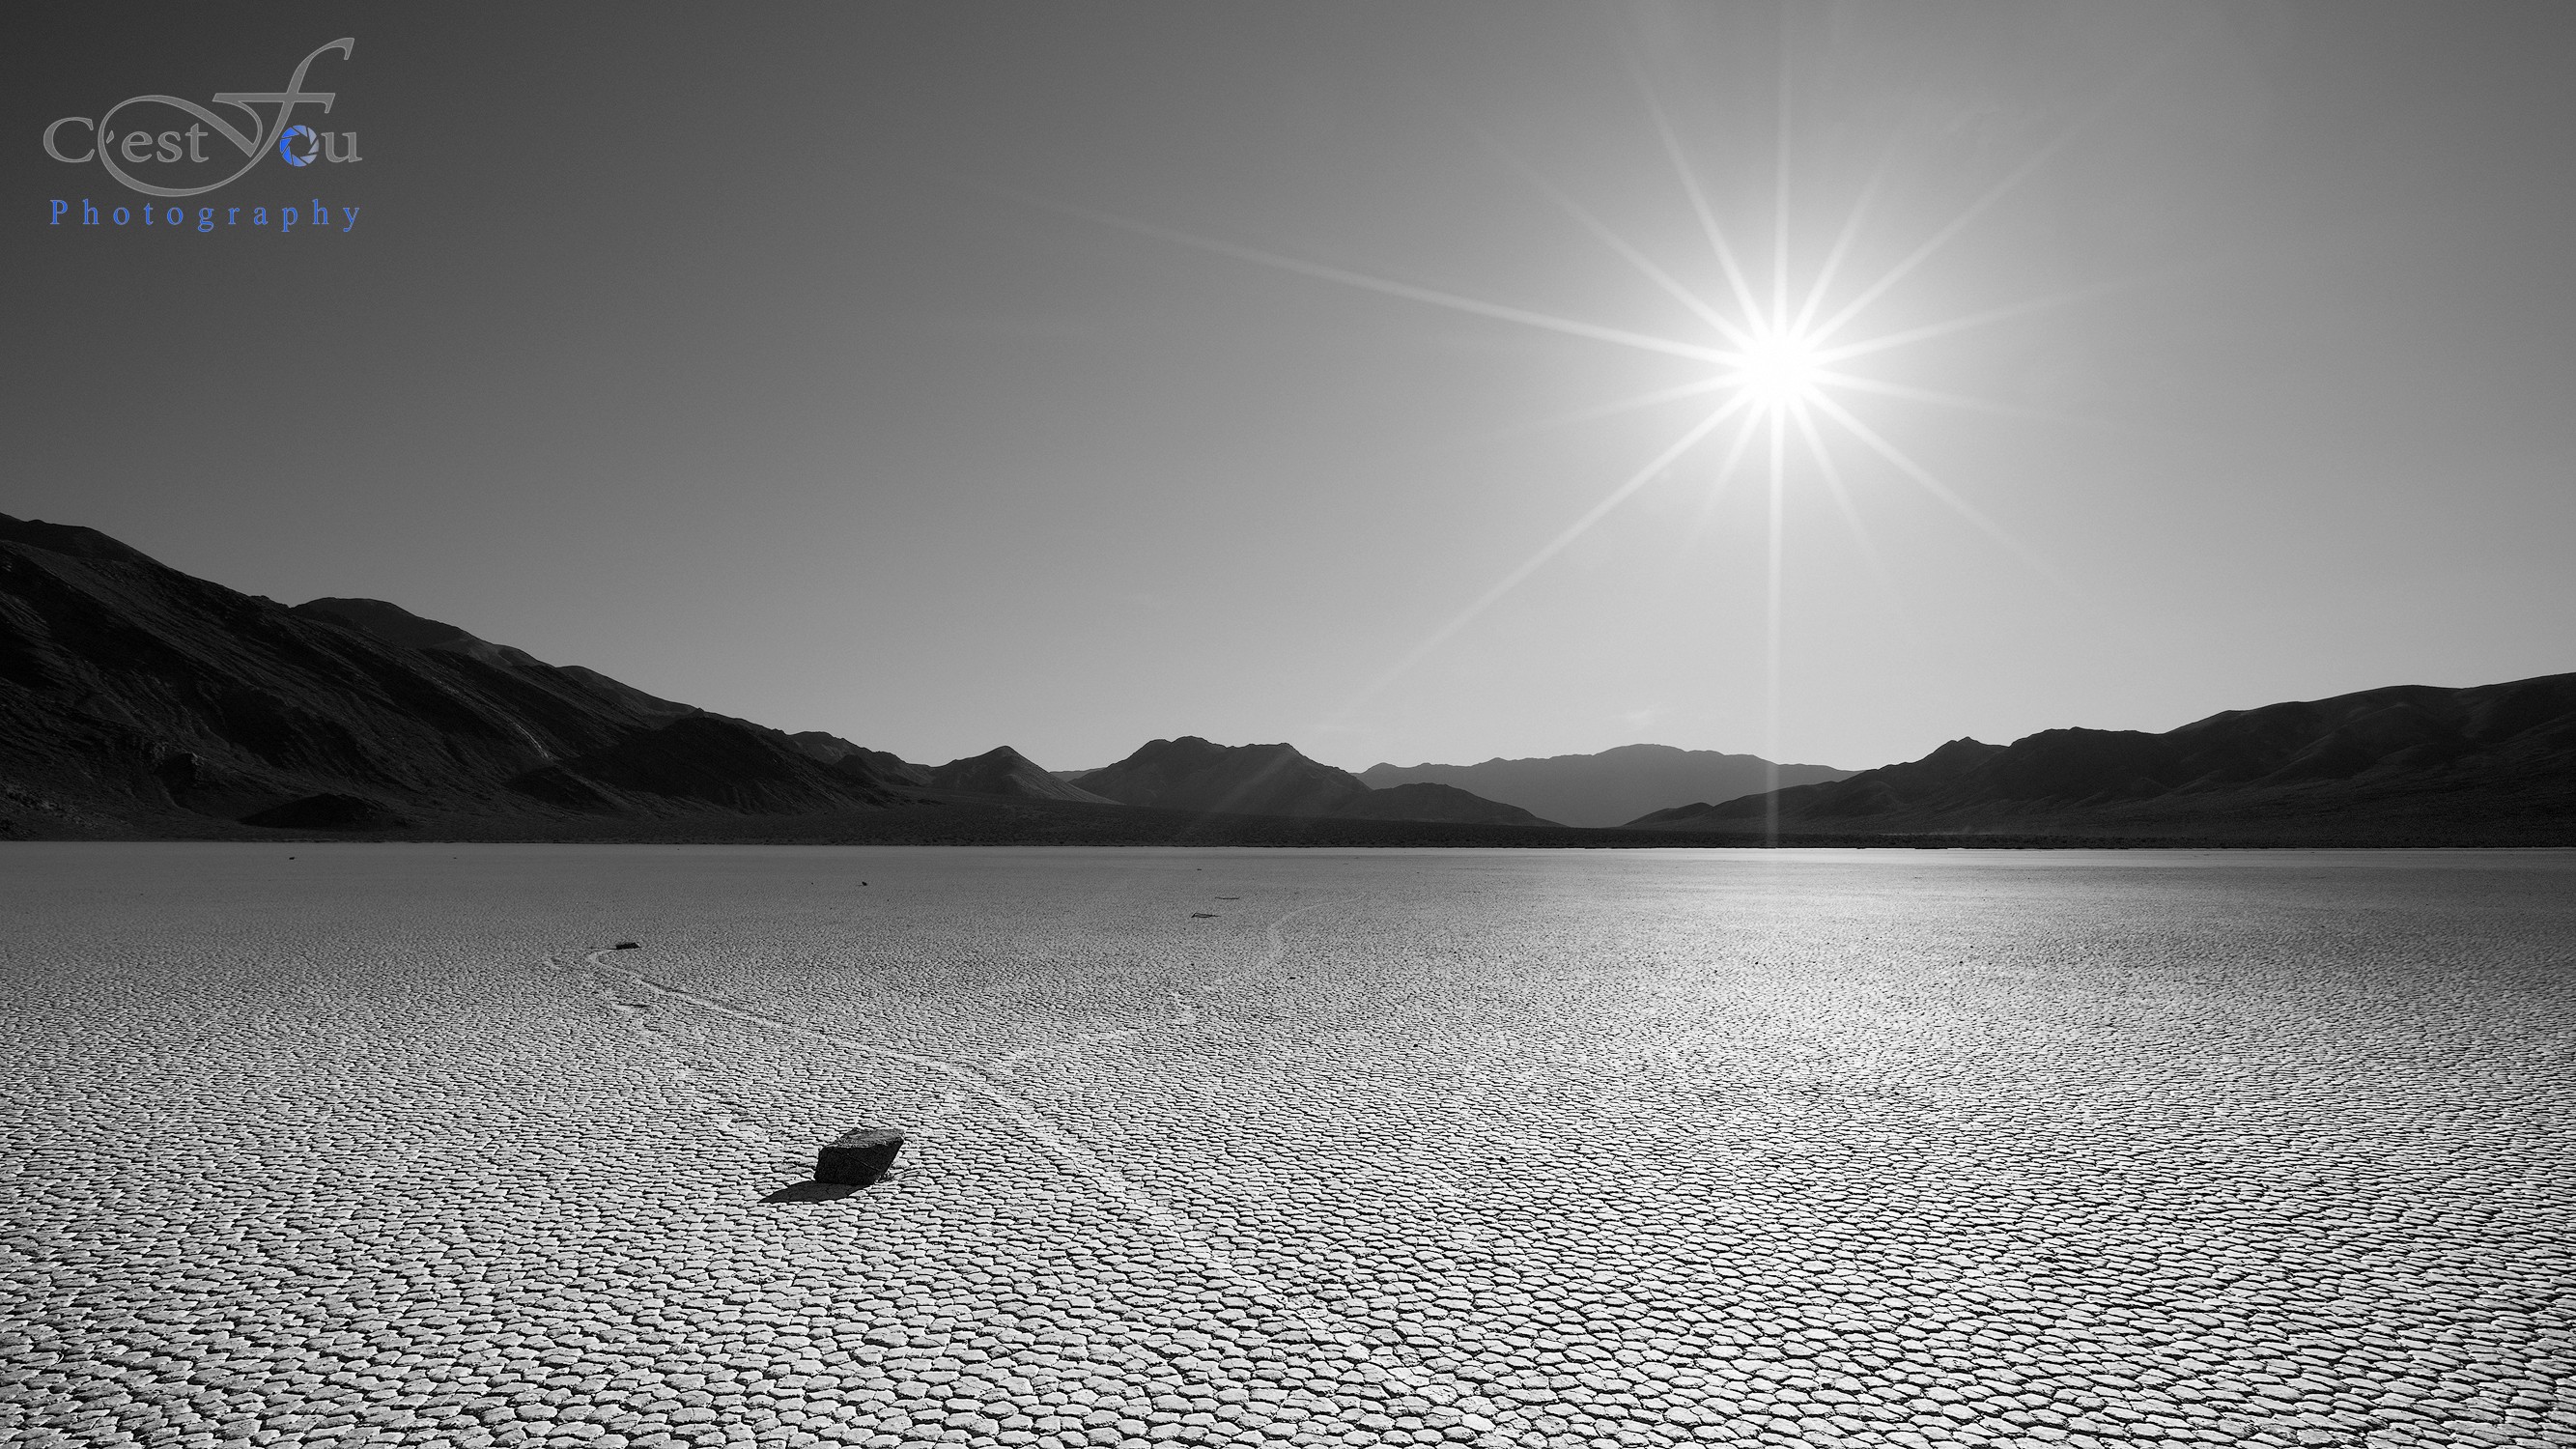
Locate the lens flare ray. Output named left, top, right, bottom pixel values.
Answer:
left=1325, top=391, right=1757, bottom=724
left=1623, top=50, right=1768, bottom=330
left=1680, top=401, right=1773, bottom=551
left=1809, top=370, right=2080, bottom=426
left=1805, top=27, right=2195, bottom=349
left=961, top=178, right=1728, bottom=365
left=1791, top=168, right=1891, bottom=339
left=1362, top=374, right=1745, bottom=470
left=1816, top=280, right=2141, bottom=366
left=1790, top=402, right=1919, bottom=644
left=1804, top=391, right=2071, bottom=591
left=1479, top=133, right=1750, bottom=348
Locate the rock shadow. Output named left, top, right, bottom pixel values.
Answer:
left=762, top=1179, right=861, bottom=1204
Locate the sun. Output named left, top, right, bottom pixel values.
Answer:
left=1733, top=321, right=1827, bottom=416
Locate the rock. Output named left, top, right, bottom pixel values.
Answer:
left=613, top=942, right=639, bottom=951
left=816, top=1128, right=905, bottom=1185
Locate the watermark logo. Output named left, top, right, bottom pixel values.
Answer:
left=43, top=39, right=358, bottom=198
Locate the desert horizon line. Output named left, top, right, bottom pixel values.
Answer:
left=34, top=511, right=2556, bottom=786
left=7, top=508, right=2568, bottom=846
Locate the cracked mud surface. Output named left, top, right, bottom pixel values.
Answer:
left=4, top=844, right=2571, bottom=1449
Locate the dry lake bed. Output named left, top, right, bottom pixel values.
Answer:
left=2, top=844, right=2570, bottom=1449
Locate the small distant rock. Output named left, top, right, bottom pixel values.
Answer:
left=817, top=1127, right=905, bottom=1186
left=613, top=941, right=639, bottom=951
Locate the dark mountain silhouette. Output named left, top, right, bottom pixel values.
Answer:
left=1361, top=743, right=1854, bottom=828
left=1078, top=735, right=1549, bottom=823
left=297, top=597, right=542, bottom=668
left=925, top=746, right=1115, bottom=803
left=0, top=514, right=906, bottom=834
left=1332, top=781, right=1554, bottom=826
left=241, top=791, right=410, bottom=831
left=296, top=596, right=706, bottom=726
left=505, top=715, right=900, bottom=816
left=1079, top=736, right=1370, bottom=817
left=790, top=730, right=931, bottom=786
left=10, top=514, right=2563, bottom=845
left=1626, top=674, right=2576, bottom=841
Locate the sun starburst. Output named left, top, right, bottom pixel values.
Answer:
left=969, top=19, right=2125, bottom=841
left=1732, top=320, right=1828, bottom=417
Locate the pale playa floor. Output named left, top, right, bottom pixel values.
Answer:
left=3, top=844, right=2570, bottom=1449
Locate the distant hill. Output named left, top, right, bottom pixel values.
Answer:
left=925, top=746, right=1115, bottom=803
left=1334, top=781, right=1553, bottom=826
left=1625, top=674, right=2576, bottom=841
left=0, top=514, right=908, bottom=834
left=1079, top=736, right=1369, bottom=817
left=1362, top=743, right=1854, bottom=828
left=1079, top=736, right=1550, bottom=824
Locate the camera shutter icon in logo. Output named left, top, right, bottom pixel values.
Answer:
left=278, top=125, right=319, bottom=167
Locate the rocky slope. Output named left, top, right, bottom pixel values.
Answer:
left=790, top=731, right=932, bottom=786
left=0, top=515, right=906, bottom=834
left=1627, top=673, right=2576, bottom=841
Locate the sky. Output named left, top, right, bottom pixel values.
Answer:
left=6, top=2, right=2573, bottom=775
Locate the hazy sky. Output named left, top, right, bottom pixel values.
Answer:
left=9, top=2, right=2573, bottom=773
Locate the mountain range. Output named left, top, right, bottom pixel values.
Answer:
left=1360, top=744, right=1854, bottom=828
left=1074, top=737, right=1549, bottom=825
left=922, top=746, right=1115, bottom=803
left=0, top=515, right=1542, bottom=837
left=0, top=514, right=918, bottom=836
left=3, top=512, right=2566, bottom=843
left=1627, top=674, right=2576, bottom=843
